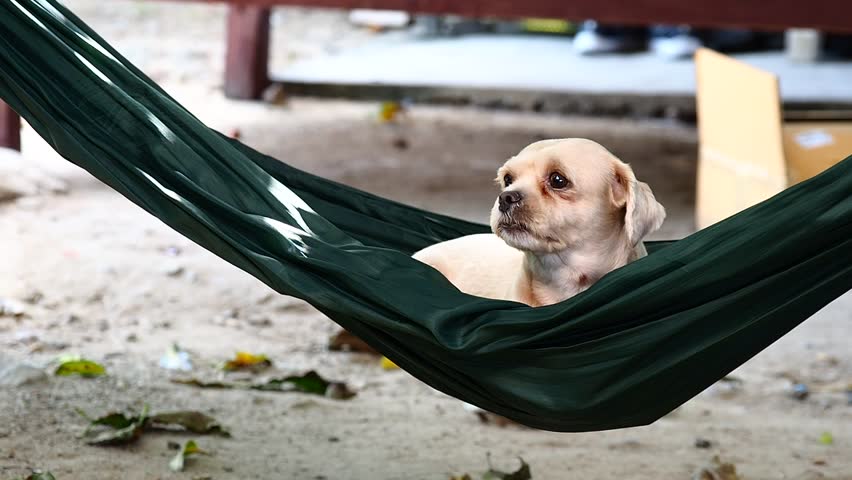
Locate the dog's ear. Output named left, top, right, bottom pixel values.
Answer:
left=611, top=162, right=666, bottom=246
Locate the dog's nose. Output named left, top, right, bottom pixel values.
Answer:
left=498, top=190, right=523, bottom=213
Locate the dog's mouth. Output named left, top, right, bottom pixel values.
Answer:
left=496, top=220, right=529, bottom=235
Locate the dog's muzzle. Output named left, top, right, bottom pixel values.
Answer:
left=498, top=190, right=523, bottom=213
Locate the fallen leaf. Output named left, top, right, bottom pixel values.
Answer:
left=253, top=371, right=356, bottom=399
left=692, top=456, right=741, bottom=480
left=483, top=456, right=531, bottom=480
left=819, top=432, right=834, bottom=445
left=149, top=411, right=230, bottom=437
left=378, top=101, right=404, bottom=123
left=171, top=378, right=233, bottom=389
left=78, top=410, right=135, bottom=430
left=172, top=372, right=355, bottom=399
left=169, top=439, right=208, bottom=472
left=449, top=475, right=472, bottom=480
left=474, top=411, right=518, bottom=428
left=29, top=474, right=56, bottom=480
left=17, top=472, right=56, bottom=480
left=78, top=405, right=148, bottom=445
left=381, top=357, right=400, bottom=370
left=325, top=382, right=357, bottom=400
left=55, top=359, right=105, bottom=377
left=328, top=330, right=379, bottom=355
left=222, top=351, right=272, bottom=372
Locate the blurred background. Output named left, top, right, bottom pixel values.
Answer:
left=1, top=2, right=850, bottom=479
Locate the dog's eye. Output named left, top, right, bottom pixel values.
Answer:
left=503, top=174, right=513, bottom=187
left=548, top=172, right=570, bottom=189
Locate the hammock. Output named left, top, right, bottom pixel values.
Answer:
left=1, top=0, right=850, bottom=432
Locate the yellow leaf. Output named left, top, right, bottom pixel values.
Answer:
left=55, top=359, right=105, bottom=377
left=222, top=351, right=271, bottom=372
left=378, top=101, right=403, bottom=123
left=380, top=356, right=399, bottom=370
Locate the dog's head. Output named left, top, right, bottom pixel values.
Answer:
left=490, top=138, right=665, bottom=253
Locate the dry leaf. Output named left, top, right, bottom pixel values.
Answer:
left=328, top=330, right=379, bottom=355
left=692, top=456, right=741, bottom=480
left=222, top=351, right=271, bottom=372
left=77, top=405, right=148, bottom=446
left=149, top=411, right=230, bottom=437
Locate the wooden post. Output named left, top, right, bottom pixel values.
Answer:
left=0, top=101, right=21, bottom=151
left=224, top=5, right=271, bottom=99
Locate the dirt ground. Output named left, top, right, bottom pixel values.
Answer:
left=1, top=2, right=850, bottom=479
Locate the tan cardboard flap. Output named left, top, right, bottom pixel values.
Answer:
left=695, top=48, right=788, bottom=228
left=782, top=122, right=852, bottom=183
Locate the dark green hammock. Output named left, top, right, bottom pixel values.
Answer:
left=1, top=0, right=850, bottom=432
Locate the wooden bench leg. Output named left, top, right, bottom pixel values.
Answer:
left=224, top=5, right=271, bottom=100
left=0, top=101, right=21, bottom=151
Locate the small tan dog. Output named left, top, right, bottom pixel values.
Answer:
left=413, top=138, right=665, bottom=307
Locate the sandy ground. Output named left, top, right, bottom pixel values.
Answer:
left=1, top=2, right=850, bottom=479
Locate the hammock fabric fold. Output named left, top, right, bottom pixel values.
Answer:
left=1, top=0, right=850, bottom=432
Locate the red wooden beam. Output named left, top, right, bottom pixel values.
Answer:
left=225, top=5, right=271, bottom=99
left=160, top=0, right=852, bottom=33
left=0, top=101, right=21, bottom=151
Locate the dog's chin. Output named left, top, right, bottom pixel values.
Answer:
left=494, top=221, right=541, bottom=251
left=494, top=220, right=567, bottom=253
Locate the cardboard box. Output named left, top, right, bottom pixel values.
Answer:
left=694, top=48, right=852, bottom=228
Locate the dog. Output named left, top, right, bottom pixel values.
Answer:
left=412, top=138, right=666, bottom=307
left=412, top=137, right=665, bottom=424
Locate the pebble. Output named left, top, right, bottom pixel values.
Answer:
left=163, top=264, right=185, bottom=277
left=98, top=319, right=110, bottom=332
left=694, top=438, right=713, bottom=449
left=0, top=364, right=48, bottom=387
left=21, top=290, right=44, bottom=305
left=247, top=315, right=272, bottom=327
left=391, top=137, right=409, bottom=150
left=846, top=389, right=852, bottom=405
left=791, top=383, right=810, bottom=401
left=126, top=333, right=139, bottom=343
